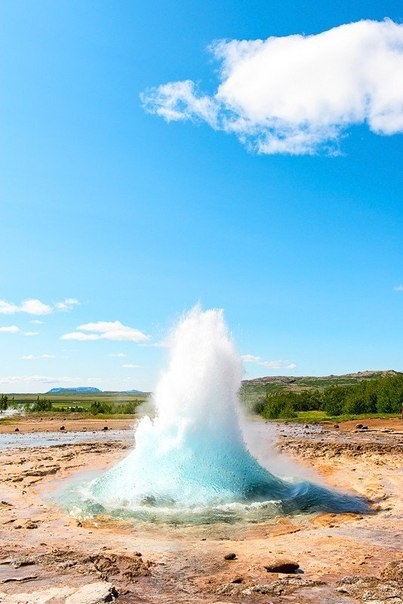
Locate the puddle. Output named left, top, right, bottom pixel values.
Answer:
left=0, top=429, right=134, bottom=450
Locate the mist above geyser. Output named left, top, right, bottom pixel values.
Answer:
left=68, top=307, right=368, bottom=522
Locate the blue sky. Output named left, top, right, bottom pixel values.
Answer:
left=1, top=1, right=403, bottom=393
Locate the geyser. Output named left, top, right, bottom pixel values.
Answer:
left=64, top=307, right=368, bottom=522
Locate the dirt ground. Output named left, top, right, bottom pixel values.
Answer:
left=0, top=416, right=402, bottom=603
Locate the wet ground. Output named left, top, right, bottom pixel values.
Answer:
left=0, top=417, right=402, bottom=603
left=0, top=429, right=134, bottom=450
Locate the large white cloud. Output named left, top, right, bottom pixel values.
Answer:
left=142, top=19, right=403, bottom=154
left=62, top=320, right=149, bottom=343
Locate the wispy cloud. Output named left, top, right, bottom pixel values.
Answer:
left=394, top=284, right=403, bottom=291
left=0, top=299, right=52, bottom=315
left=21, top=354, right=56, bottom=360
left=0, top=326, right=40, bottom=336
left=0, top=297, right=80, bottom=315
left=55, top=298, right=80, bottom=311
left=142, top=19, right=403, bottom=155
left=0, top=325, right=20, bottom=333
left=108, top=352, right=127, bottom=358
left=0, top=375, right=77, bottom=386
left=242, top=354, right=297, bottom=370
left=61, top=320, right=149, bottom=342
left=122, top=363, right=141, bottom=369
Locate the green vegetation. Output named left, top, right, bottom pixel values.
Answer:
left=0, top=391, right=149, bottom=417
left=0, top=394, right=9, bottom=410
left=29, top=396, right=53, bottom=412
left=243, top=372, right=403, bottom=421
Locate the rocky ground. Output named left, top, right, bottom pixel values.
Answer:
left=0, top=416, right=402, bottom=603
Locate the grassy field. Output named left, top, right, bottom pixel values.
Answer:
left=4, top=391, right=150, bottom=416
left=294, top=410, right=400, bottom=424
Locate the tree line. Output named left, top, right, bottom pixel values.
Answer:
left=254, top=373, right=403, bottom=419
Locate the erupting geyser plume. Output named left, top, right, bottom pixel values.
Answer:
left=65, top=307, right=368, bottom=522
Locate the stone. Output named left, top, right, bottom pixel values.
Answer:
left=264, top=559, right=300, bottom=573
left=380, top=559, right=403, bottom=584
left=65, top=581, right=118, bottom=604
left=224, top=553, right=237, bottom=560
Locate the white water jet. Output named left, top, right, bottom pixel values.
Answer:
left=65, top=307, right=368, bottom=521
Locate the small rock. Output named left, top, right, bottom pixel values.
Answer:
left=103, top=426, right=109, bottom=431
left=231, top=577, right=243, bottom=584
left=356, top=423, right=363, bottom=429
left=380, top=559, right=403, bottom=583
left=65, top=581, right=118, bottom=604
left=264, top=560, right=300, bottom=574
left=224, top=553, right=237, bottom=560
left=60, top=426, right=65, bottom=431
left=14, top=428, right=19, bottom=432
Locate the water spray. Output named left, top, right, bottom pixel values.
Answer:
left=62, top=307, right=369, bottom=523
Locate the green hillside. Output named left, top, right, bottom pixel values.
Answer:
left=240, top=370, right=403, bottom=420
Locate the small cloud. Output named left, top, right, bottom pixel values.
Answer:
left=20, top=299, right=53, bottom=315
left=108, top=352, right=127, bottom=358
left=55, top=298, right=80, bottom=311
left=0, top=375, right=77, bottom=386
left=242, top=354, right=297, bottom=370
left=31, top=320, right=44, bottom=325
left=0, top=326, right=40, bottom=336
left=260, top=360, right=297, bottom=370
left=0, top=297, right=80, bottom=315
left=143, top=19, right=403, bottom=155
left=394, top=284, right=403, bottom=291
left=0, top=325, right=20, bottom=333
left=241, top=354, right=261, bottom=363
left=0, top=301, right=19, bottom=314
left=122, top=363, right=141, bottom=369
left=61, top=320, right=149, bottom=343
left=21, top=354, right=56, bottom=360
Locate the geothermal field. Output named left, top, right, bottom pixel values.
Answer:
left=0, top=309, right=402, bottom=603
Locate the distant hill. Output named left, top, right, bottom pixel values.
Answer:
left=242, top=370, right=402, bottom=389
left=46, top=387, right=102, bottom=394
left=46, top=387, right=144, bottom=395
